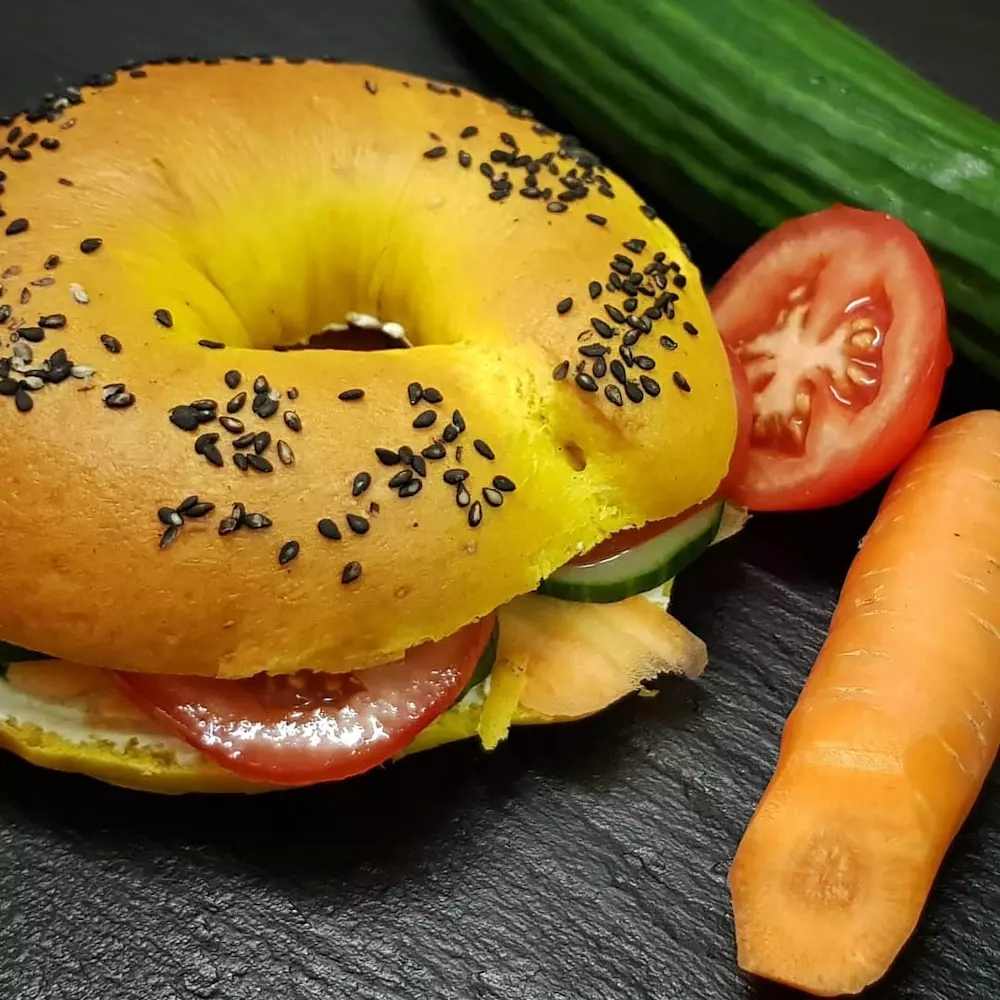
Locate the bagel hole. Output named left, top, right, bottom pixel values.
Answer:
left=281, top=320, right=410, bottom=353
left=562, top=442, right=588, bottom=472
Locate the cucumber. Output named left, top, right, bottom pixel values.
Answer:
left=539, top=502, right=723, bottom=603
left=456, top=618, right=500, bottom=699
left=452, top=0, right=1000, bottom=377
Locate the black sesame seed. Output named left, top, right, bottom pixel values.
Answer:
left=579, top=344, right=609, bottom=358
left=0, top=306, right=9, bottom=325
left=672, top=371, right=692, bottom=393
left=455, top=484, right=471, bottom=508
left=244, top=512, right=271, bottom=529
left=490, top=475, right=514, bottom=493
left=460, top=125, right=478, bottom=139
left=346, top=513, right=369, bottom=535
left=410, top=409, right=435, bottom=430
left=80, top=237, right=102, bottom=254
left=178, top=495, right=200, bottom=514
left=640, top=204, right=657, bottom=220
left=623, top=239, right=647, bottom=253
left=342, top=561, right=362, bottom=585
left=473, top=439, right=495, bottom=460
left=586, top=281, right=602, bottom=301
left=547, top=201, right=567, bottom=214
left=575, top=372, right=598, bottom=392
left=422, top=442, right=446, bottom=460
left=375, top=447, right=401, bottom=466
left=202, top=444, right=223, bottom=466
left=489, top=149, right=511, bottom=165
left=604, top=384, right=624, bottom=407
left=18, top=327, right=44, bottom=343
left=186, top=502, right=215, bottom=519
left=350, top=471, right=373, bottom=497
left=443, top=468, right=468, bottom=485
left=278, top=541, right=300, bottom=566
left=410, top=454, right=427, bottom=478
left=195, top=432, right=219, bottom=455
left=640, top=375, right=661, bottom=397
left=468, top=501, right=483, bottom=528
left=458, top=151, right=472, bottom=168
left=318, top=518, right=341, bottom=540
left=593, top=356, right=607, bottom=378
left=169, top=406, right=202, bottom=431
left=338, top=388, right=364, bottom=401
left=389, top=468, right=414, bottom=489
left=422, top=386, right=443, bottom=404
left=423, top=145, right=447, bottom=159
left=553, top=360, right=570, bottom=381
left=610, top=359, right=627, bottom=385
left=625, top=380, right=644, bottom=404
left=586, top=214, right=607, bottom=226
left=44, top=254, right=60, bottom=270
left=634, top=355, right=656, bottom=371
left=591, top=317, right=614, bottom=339
left=253, top=394, right=279, bottom=419
left=248, top=454, right=273, bottom=473
left=659, top=335, right=678, bottom=351
left=674, top=274, right=688, bottom=289
left=683, top=321, right=699, bottom=336
left=253, top=432, right=271, bottom=455
left=623, top=297, right=638, bottom=313
left=499, top=131, right=516, bottom=148
left=398, top=479, right=422, bottom=498
left=406, top=382, right=423, bottom=406
left=397, top=446, right=415, bottom=465
left=190, top=398, right=218, bottom=413
left=446, top=410, right=464, bottom=435
left=253, top=375, right=269, bottom=395
left=8, top=149, right=29, bottom=163
left=154, top=308, right=173, bottom=328
left=158, top=507, right=182, bottom=527
left=364, top=80, right=378, bottom=95
left=213, top=415, right=241, bottom=435
left=277, top=440, right=294, bottom=465
left=38, top=313, right=65, bottom=330
left=233, top=452, right=250, bottom=471
left=483, top=487, right=503, bottom=508
left=226, top=391, right=247, bottom=414
left=283, top=410, right=302, bottom=432
left=479, top=162, right=494, bottom=179
left=608, top=272, right=624, bottom=291
left=6, top=127, right=20, bottom=144
left=286, top=387, right=298, bottom=401
left=442, top=423, right=459, bottom=443
left=198, top=339, right=225, bottom=350
left=159, top=524, right=180, bottom=549
left=609, top=260, right=631, bottom=277
left=605, top=304, right=626, bottom=324
left=556, top=297, right=573, bottom=315
left=622, top=330, right=640, bottom=348
left=224, top=369, right=242, bottom=389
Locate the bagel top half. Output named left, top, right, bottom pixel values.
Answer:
left=0, top=60, right=738, bottom=679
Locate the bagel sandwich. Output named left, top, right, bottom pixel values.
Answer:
left=0, top=59, right=746, bottom=793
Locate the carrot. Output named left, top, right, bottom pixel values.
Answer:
left=729, top=410, right=1000, bottom=997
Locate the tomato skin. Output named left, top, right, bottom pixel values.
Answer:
left=114, top=615, right=496, bottom=786
left=711, top=206, right=952, bottom=512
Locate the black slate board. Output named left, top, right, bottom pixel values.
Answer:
left=0, top=3, right=998, bottom=999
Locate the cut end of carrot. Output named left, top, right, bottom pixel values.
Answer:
left=729, top=765, right=931, bottom=997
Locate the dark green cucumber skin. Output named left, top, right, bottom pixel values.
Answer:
left=453, top=0, right=1000, bottom=377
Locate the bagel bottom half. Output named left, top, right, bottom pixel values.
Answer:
left=0, top=509, right=753, bottom=794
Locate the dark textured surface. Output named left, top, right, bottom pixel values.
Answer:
left=0, top=2, right=998, bottom=998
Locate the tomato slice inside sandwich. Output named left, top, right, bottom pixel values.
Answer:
left=710, top=205, right=951, bottom=511
left=114, top=615, right=496, bottom=786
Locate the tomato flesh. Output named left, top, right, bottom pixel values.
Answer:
left=114, top=615, right=496, bottom=786
left=711, top=206, right=951, bottom=511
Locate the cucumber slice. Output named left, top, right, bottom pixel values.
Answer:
left=0, top=640, right=51, bottom=663
left=456, top=618, right=499, bottom=700
left=538, top=502, right=724, bottom=604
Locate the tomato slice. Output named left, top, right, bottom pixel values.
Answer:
left=569, top=340, right=753, bottom=568
left=114, top=615, right=496, bottom=786
left=710, top=205, right=951, bottom=511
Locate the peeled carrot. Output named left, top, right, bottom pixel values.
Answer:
left=729, top=410, right=1000, bottom=997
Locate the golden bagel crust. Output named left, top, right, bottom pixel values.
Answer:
left=0, top=61, right=737, bottom=678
